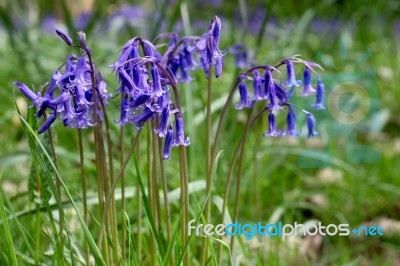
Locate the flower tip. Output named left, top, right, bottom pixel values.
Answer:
left=307, top=113, right=318, bottom=138
left=78, top=31, right=86, bottom=48
left=56, top=29, right=73, bottom=46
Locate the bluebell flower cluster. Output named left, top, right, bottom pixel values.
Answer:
left=15, top=48, right=111, bottom=133
left=161, top=16, right=226, bottom=82
left=234, top=56, right=325, bottom=138
left=111, top=37, right=190, bottom=160
left=110, top=16, right=225, bottom=159
left=194, top=16, right=225, bottom=78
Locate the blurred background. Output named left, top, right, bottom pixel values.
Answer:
left=0, top=0, right=400, bottom=265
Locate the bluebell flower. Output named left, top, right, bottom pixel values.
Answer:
left=163, top=125, right=175, bottom=160
left=117, top=68, right=138, bottom=94
left=283, top=61, right=302, bottom=87
left=78, top=31, right=87, bottom=49
left=56, top=29, right=73, bottom=46
left=307, top=113, right=318, bottom=138
left=16, top=52, right=110, bottom=132
left=215, top=56, right=223, bottom=78
left=195, top=16, right=225, bottom=78
left=264, top=70, right=282, bottom=111
left=154, top=106, right=170, bottom=137
left=301, top=67, right=315, bottom=96
left=38, top=112, right=57, bottom=134
left=274, top=83, right=289, bottom=103
left=174, top=115, right=190, bottom=146
left=233, top=56, right=324, bottom=139
left=130, top=108, right=155, bottom=130
left=117, top=95, right=129, bottom=126
left=235, top=80, right=253, bottom=110
left=286, top=105, right=301, bottom=136
left=312, top=79, right=325, bottom=110
left=182, top=45, right=197, bottom=70
left=128, top=94, right=151, bottom=110
left=252, top=70, right=264, bottom=102
left=61, top=100, right=75, bottom=126
left=15, top=30, right=113, bottom=133
left=150, top=64, right=164, bottom=97
left=263, top=112, right=285, bottom=137
left=15, top=82, right=40, bottom=103
left=178, top=53, right=192, bottom=83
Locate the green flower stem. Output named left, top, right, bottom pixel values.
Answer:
left=151, top=120, right=162, bottom=229
left=136, top=139, right=142, bottom=262
left=179, top=145, right=190, bottom=266
left=78, top=129, right=89, bottom=264
left=97, top=132, right=141, bottom=249
left=147, top=124, right=156, bottom=266
left=85, top=54, right=111, bottom=264
left=201, top=66, right=213, bottom=265
left=120, top=126, right=126, bottom=260
left=155, top=61, right=190, bottom=265
left=157, top=132, right=172, bottom=247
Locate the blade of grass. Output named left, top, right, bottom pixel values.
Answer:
left=0, top=192, right=18, bottom=266
left=18, top=114, right=106, bottom=266
left=162, top=213, right=181, bottom=266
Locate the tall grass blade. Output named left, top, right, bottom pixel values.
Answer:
left=17, top=114, right=106, bottom=266
left=0, top=192, right=19, bottom=266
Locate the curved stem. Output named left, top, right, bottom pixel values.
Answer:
left=216, top=107, right=266, bottom=263
left=161, top=36, right=200, bottom=65
left=207, top=61, right=285, bottom=192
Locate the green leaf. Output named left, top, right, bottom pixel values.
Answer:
left=17, top=114, right=105, bottom=266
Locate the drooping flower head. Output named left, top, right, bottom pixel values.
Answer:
left=158, top=16, right=225, bottom=83
left=283, top=59, right=302, bottom=88
left=174, top=115, right=190, bottom=147
left=232, top=56, right=324, bottom=138
left=15, top=30, right=111, bottom=133
left=194, top=16, right=226, bottom=78
left=286, top=105, right=301, bottom=136
left=307, top=113, right=318, bottom=138
left=263, top=111, right=285, bottom=137
left=252, top=70, right=264, bottom=102
left=163, top=125, right=175, bottom=160
left=312, top=79, right=326, bottom=110
left=301, top=67, right=315, bottom=96
left=111, top=37, right=190, bottom=160
left=235, top=77, right=253, bottom=110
